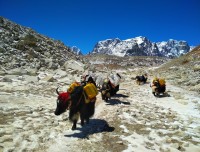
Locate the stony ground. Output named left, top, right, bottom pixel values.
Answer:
left=0, top=71, right=200, bottom=152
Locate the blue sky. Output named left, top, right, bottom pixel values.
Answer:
left=0, top=0, right=200, bottom=54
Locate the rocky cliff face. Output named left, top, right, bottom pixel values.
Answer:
left=91, top=36, right=191, bottom=58
left=156, top=39, right=191, bottom=58
left=0, top=16, right=80, bottom=71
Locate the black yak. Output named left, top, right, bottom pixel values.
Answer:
left=54, top=86, right=95, bottom=130
left=135, top=74, right=148, bottom=85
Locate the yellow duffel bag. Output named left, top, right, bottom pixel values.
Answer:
left=67, top=82, right=80, bottom=93
left=84, top=83, right=98, bottom=100
left=159, top=78, right=166, bottom=86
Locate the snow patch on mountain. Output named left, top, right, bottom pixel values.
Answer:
left=70, top=46, right=82, bottom=55
left=91, top=36, right=192, bottom=58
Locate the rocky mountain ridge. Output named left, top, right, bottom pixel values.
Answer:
left=0, top=16, right=80, bottom=71
left=91, top=36, right=192, bottom=58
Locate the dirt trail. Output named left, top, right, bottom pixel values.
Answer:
left=47, top=79, right=200, bottom=152
left=0, top=79, right=200, bottom=152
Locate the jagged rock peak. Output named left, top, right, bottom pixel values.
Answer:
left=156, top=39, right=191, bottom=58
left=70, top=46, right=82, bottom=55
left=91, top=36, right=192, bottom=58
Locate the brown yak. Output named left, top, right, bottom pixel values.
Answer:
left=54, top=86, right=95, bottom=130
left=151, top=79, right=166, bottom=97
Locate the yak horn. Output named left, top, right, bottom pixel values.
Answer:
left=56, top=87, right=60, bottom=95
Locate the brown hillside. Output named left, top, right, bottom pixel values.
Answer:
left=151, top=45, right=200, bottom=93
left=186, top=45, right=200, bottom=57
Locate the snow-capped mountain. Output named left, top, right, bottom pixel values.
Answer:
left=156, top=39, right=191, bottom=58
left=91, top=36, right=191, bottom=58
left=70, top=46, right=82, bottom=55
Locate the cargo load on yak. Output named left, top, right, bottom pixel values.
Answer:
left=158, top=78, right=166, bottom=87
left=83, top=82, right=98, bottom=101
left=151, top=77, right=166, bottom=97
left=152, top=77, right=166, bottom=86
left=108, top=73, right=121, bottom=88
left=67, top=81, right=81, bottom=93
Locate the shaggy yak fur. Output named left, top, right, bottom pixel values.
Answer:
left=151, top=81, right=166, bottom=97
left=101, top=80, right=119, bottom=102
left=54, top=86, right=95, bottom=130
left=135, top=75, right=148, bottom=85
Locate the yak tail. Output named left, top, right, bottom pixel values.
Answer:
left=56, top=87, right=60, bottom=95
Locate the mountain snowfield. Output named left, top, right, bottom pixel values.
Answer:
left=91, top=36, right=191, bottom=58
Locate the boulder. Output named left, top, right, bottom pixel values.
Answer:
left=64, top=59, right=84, bottom=72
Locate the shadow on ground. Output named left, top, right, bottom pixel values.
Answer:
left=114, top=93, right=129, bottom=98
left=154, top=92, right=171, bottom=98
left=105, top=98, right=131, bottom=105
left=64, top=119, right=115, bottom=139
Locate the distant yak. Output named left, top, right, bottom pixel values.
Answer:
left=101, top=81, right=119, bottom=102
left=135, top=74, right=148, bottom=85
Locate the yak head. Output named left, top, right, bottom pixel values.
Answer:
left=54, top=88, right=71, bottom=115
left=153, top=81, right=160, bottom=88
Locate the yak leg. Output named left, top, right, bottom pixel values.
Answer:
left=72, top=120, right=77, bottom=130
left=105, top=97, right=108, bottom=102
left=105, top=92, right=111, bottom=102
left=90, top=101, right=95, bottom=116
left=152, top=86, right=157, bottom=96
left=80, top=114, right=85, bottom=126
left=101, top=90, right=106, bottom=100
left=70, top=112, right=79, bottom=130
left=84, top=101, right=95, bottom=125
left=155, top=88, right=160, bottom=97
left=101, top=94, right=105, bottom=100
left=102, top=91, right=109, bottom=102
left=80, top=114, right=89, bottom=126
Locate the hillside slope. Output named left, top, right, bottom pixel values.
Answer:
left=82, top=54, right=169, bottom=72
left=150, top=45, right=200, bottom=93
left=0, top=16, right=79, bottom=71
